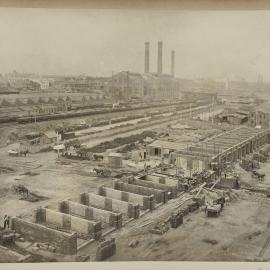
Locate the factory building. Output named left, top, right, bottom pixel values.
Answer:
left=112, top=41, right=181, bottom=101
left=248, top=102, right=270, bottom=128
left=111, top=71, right=144, bottom=100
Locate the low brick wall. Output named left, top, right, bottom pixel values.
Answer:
left=80, top=192, right=140, bottom=219
left=11, top=217, right=77, bottom=255
left=95, top=238, right=116, bottom=261
left=114, top=180, right=168, bottom=204
left=98, top=186, right=154, bottom=210
left=144, top=174, right=179, bottom=189
left=129, top=178, right=178, bottom=198
left=59, top=200, right=122, bottom=228
left=35, top=208, right=102, bottom=239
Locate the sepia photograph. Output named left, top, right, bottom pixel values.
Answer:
left=0, top=2, right=270, bottom=267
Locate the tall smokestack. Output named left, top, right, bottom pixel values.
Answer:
left=144, top=42, right=150, bottom=74
left=171, top=50, right=175, bottom=77
left=157, top=41, right=163, bottom=75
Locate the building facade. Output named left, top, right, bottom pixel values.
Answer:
left=112, top=71, right=181, bottom=101
left=111, top=41, right=181, bottom=101
left=248, top=110, right=270, bottom=128
left=112, top=71, right=144, bottom=100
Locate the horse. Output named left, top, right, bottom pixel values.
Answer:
left=20, top=150, right=29, bottom=157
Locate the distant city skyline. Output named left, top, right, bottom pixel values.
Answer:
left=1, top=9, right=270, bottom=81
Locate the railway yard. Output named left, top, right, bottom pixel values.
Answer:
left=1, top=97, right=270, bottom=263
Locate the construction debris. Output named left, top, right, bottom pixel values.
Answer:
left=93, top=168, right=112, bottom=177
left=205, top=204, right=222, bottom=217
left=240, top=157, right=260, bottom=171
left=149, top=221, right=170, bottom=235
left=20, top=171, right=40, bottom=176
left=253, top=153, right=268, bottom=163
left=128, top=239, right=139, bottom=248
left=0, top=166, right=14, bottom=174
left=75, top=255, right=90, bottom=262
left=0, top=230, right=16, bottom=246
left=202, top=238, right=219, bottom=245
left=12, top=184, right=47, bottom=202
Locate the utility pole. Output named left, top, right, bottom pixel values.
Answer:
left=127, top=71, right=130, bottom=100
left=211, top=96, right=214, bottom=124
left=56, top=131, right=60, bottom=158
left=111, top=71, right=114, bottom=102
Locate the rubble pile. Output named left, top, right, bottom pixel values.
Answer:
left=240, top=158, right=260, bottom=171
left=0, top=229, right=24, bottom=246
left=31, top=242, right=57, bottom=253
left=12, top=184, right=45, bottom=202
left=149, top=221, right=170, bottom=235
left=253, top=153, right=267, bottom=163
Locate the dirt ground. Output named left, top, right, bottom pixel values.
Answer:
left=0, top=149, right=111, bottom=221
left=2, top=112, right=270, bottom=262
left=107, top=190, right=270, bottom=261
left=0, top=115, right=223, bottom=223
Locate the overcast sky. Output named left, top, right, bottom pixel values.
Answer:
left=0, top=9, right=270, bottom=81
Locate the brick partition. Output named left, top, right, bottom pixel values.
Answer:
left=129, top=178, right=178, bottom=198
left=144, top=174, right=179, bottom=188
left=98, top=186, right=154, bottom=210
left=35, top=208, right=102, bottom=239
left=58, top=200, right=122, bottom=228
left=80, top=192, right=140, bottom=219
left=11, top=217, right=77, bottom=255
left=114, top=180, right=168, bottom=204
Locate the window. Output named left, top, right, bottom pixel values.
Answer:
left=154, top=148, right=161, bottom=156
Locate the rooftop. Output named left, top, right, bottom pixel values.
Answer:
left=255, top=102, right=270, bottom=113
left=148, top=139, right=186, bottom=152
left=176, top=126, right=268, bottom=160
left=43, top=130, right=57, bottom=139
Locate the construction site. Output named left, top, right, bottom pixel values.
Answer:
left=2, top=9, right=270, bottom=265
left=2, top=91, right=270, bottom=262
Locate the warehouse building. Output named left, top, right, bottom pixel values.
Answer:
left=173, top=127, right=269, bottom=174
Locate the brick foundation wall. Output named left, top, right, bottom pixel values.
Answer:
left=114, top=180, right=167, bottom=204
left=35, top=208, right=102, bottom=239
left=98, top=186, right=152, bottom=210
left=11, top=217, right=77, bottom=255
left=80, top=192, right=140, bottom=219
left=59, top=200, right=122, bottom=228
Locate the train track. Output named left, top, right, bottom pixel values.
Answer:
left=0, top=99, right=212, bottom=125
left=64, top=104, right=215, bottom=146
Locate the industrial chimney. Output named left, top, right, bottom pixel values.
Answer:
left=171, top=50, right=175, bottom=77
left=144, top=42, right=150, bottom=74
left=157, top=41, right=163, bottom=75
